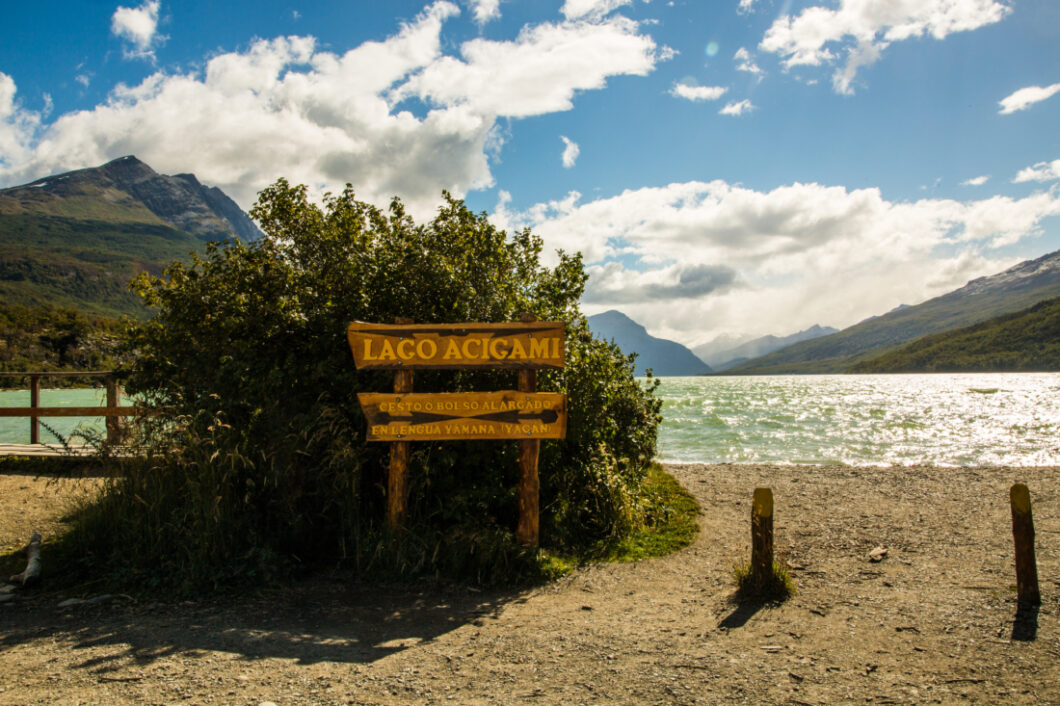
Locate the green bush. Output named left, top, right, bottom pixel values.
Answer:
left=62, top=182, right=661, bottom=591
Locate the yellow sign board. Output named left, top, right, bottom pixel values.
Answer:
left=347, top=321, right=565, bottom=370
left=357, top=391, right=567, bottom=441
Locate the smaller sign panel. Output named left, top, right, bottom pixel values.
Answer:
left=358, top=391, right=567, bottom=441
left=347, top=321, right=565, bottom=370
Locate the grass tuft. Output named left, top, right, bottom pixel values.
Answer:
left=732, top=560, right=795, bottom=602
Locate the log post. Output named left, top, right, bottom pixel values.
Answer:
left=1010, top=483, right=1040, bottom=606
left=751, top=487, right=774, bottom=588
left=10, top=532, right=42, bottom=587
left=387, top=318, right=414, bottom=535
left=516, top=313, right=541, bottom=546
left=29, top=374, right=40, bottom=445
left=105, top=375, right=121, bottom=444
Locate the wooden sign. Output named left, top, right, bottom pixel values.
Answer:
left=349, top=316, right=566, bottom=546
left=347, top=321, right=565, bottom=370
left=357, top=391, right=566, bottom=441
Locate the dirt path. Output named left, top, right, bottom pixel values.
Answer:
left=2, top=463, right=1059, bottom=705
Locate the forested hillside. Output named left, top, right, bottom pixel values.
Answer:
left=0, top=304, right=125, bottom=385
left=849, top=296, right=1060, bottom=373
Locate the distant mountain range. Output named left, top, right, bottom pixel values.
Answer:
left=0, top=156, right=259, bottom=317
left=587, top=310, right=712, bottom=376
left=727, top=248, right=1060, bottom=374
left=695, top=325, right=838, bottom=371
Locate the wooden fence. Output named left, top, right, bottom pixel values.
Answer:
left=0, top=371, right=139, bottom=444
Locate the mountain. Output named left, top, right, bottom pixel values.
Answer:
left=726, top=249, right=1060, bottom=374
left=690, top=332, right=754, bottom=364
left=0, top=156, right=260, bottom=317
left=849, top=295, right=1060, bottom=373
left=696, top=324, right=838, bottom=371
left=587, top=310, right=712, bottom=376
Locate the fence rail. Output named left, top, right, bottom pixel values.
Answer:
left=0, top=371, right=138, bottom=444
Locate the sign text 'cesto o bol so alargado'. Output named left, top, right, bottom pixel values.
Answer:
left=347, top=321, right=564, bottom=369
left=357, top=390, right=566, bottom=441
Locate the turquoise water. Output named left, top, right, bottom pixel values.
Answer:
left=5, top=374, right=1060, bottom=465
left=0, top=387, right=111, bottom=444
left=654, top=373, right=1060, bottom=466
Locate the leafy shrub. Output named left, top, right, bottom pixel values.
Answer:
left=64, top=182, right=661, bottom=591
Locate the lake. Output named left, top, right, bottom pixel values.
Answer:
left=4, top=373, right=1059, bottom=465
left=655, top=373, right=1060, bottom=466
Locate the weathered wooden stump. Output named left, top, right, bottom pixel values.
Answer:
left=751, top=487, right=774, bottom=588
left=1010, top=483, right=1040, bottom=606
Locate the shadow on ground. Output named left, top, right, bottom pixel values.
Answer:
left=1011, top=601, right=1039, bottom=642
left=0, top=575, right=526, bottom=673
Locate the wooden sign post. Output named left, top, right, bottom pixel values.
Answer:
left=348, top=316, right=566, bottom=545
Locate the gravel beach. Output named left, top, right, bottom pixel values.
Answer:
left=2, top=462, right=1058, bottom=704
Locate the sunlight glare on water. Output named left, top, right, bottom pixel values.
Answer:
left=653, top=374, right=1060, bottom=466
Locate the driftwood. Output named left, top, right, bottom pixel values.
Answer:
left=10, top=532, right=42, bottom=587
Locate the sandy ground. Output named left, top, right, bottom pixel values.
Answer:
left=1, top=462, right=1059, bottom=705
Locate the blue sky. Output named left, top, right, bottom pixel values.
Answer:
left=2, top=0, right=1059, bottom=347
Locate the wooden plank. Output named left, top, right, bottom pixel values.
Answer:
left=357, top=391, right=567, bottom=441
left=106, top=376, right=121, bottom=443
left=347, top=321, right=565, bottom=370
left=388, top=367, right=414, bottom=534
left=0, top=371, right=119, bottom=377
left=516, top=366, right=541, bottom=546
left=0, top=406, right=143, bottom=417
left=30, top=375, right=40, bottom=445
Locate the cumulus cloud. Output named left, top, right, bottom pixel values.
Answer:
left=760, top=0, right=1010, bottom=94
left=961, top=175, right=989, bottom=186
left=561, top=0, right=632, bottom=20
left=0, top=2, right=661, bottom=217
left=670, top=82, right=727, bottom=102
left=111, top=0, right=164, bottom=59
left=0, top=73, right=41, bottom=169
left=498, top=180, right=1060, bottom=343
left=560, top=136, right=580, bottom=168
left=583, top=262, right=741, bottom=303
left=737, top=0, right=757, bottom=15
left=391, top=15, right=659, bottom=118
left=469, top=0, right=501, bottom=25
left=999, top=83, right=1060, bottom=114
left=733, top=47, right=762, bottom=76
left=719, top=99, right=753, bottom=115
left=1013, top=159, right=1060, bottom=184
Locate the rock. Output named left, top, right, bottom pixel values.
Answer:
left=868, top=546, right=888, bottom=562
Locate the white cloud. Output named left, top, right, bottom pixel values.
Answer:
left=737, top=0, right=757, bottom=15
left=498, top=180, right=1060, bottom=343
left=961, top=175, right=989, bottom=186
left=719, top=99, right=753, bottom=115
left=999, top=83, right=1060, bottom=114
left=0, top=2, right=662, bottom=218
left=561, top=0, right=632, bottom=20
left=733, top=47, right=762, bottom=76
left=392, top=15, right=659, bottom=119
left=1013, top=159, right=1060, bottom=184
left=0, top=73, right=41, bottom=169
left=111, top=0, right=164, bottom=59
left=560, top=136, right=580, bottom=168
left=760, top=0, right=1010, bottom=95
left=669, top=82, right=727, bottom=102
left=469, top=0, right=501, bottom=24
